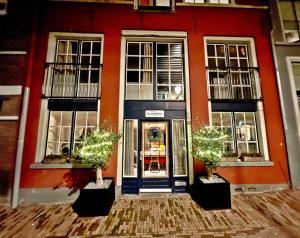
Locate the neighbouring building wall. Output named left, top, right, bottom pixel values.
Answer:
left=16, top=1, right=290, bottom=200
left=0, top=0, right=36, bottom=204
left=269, top=0, right=300, bottom=189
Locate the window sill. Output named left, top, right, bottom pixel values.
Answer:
left=221, top=161, right=274, bottom=167
left=274, top=41, right=300, bottom=46
left=176, top=3, right=268, bottom=9
left=30, top=163, right=93, bottom=169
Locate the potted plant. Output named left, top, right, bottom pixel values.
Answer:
left=191, top=125, right=231, bottom=210
left=72, top=121, right=120, bottom=217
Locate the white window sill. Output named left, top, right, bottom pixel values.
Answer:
left=30, top=163, right=93, bottom=169
left=221, top=161, right=274, bottom=167
left=275, top=41, right=300, bottom=46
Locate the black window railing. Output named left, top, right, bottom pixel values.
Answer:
left=43, top=62, right=102, bottom=99
left=206, top=67, right=261, bottom=100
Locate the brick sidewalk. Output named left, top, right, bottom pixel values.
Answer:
left=1, top=190, right=300, bottom=237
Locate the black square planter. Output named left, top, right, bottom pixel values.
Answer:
left=191, top=173, right=231, bottom=210
left=72, top=180, right=115, bottom=217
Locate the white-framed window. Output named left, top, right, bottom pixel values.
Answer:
left=206, top=41, right=261, bottom=100
left=126, top=42, right=153, bottom=100
left=279, top=0, right=300, bottom=43
left=134, top=0, right=175, bottom=11
left=36, top=33, right=103, bottom=162
left=211, top=112, right=259, bottom=155
left=125, top=41, right=185, bottom=101
left=46, top=111, right=98, bottom=156
left=206, top=37, right=268, bottom=160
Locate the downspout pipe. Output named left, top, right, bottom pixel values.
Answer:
left=11, top=0, right=39, bottom=208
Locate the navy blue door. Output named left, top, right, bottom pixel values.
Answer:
left=138, top=121, right=172, bottom=190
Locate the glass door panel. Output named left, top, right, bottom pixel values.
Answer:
left=142, top=122, right=168, bottom=178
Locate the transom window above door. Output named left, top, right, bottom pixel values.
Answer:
left=125, top=41, right=185, bottom=101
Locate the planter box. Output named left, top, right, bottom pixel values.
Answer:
left=222, top=157, right=238, bottom=162
left=242, top=156, right=263, bottom=162
left=191, top=173, right=231, bottom=210
left=72, top=179, right=115, bottom=217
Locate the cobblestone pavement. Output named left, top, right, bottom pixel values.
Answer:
left=1, top=189, right=300, bottom=238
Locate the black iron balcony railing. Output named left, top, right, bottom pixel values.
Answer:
left=42, top=63, right=102, bottom=99
left=206, top=67, right=261, bottom=100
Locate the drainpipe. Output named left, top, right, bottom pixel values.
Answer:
left=11, top=0, right=39, bottom=208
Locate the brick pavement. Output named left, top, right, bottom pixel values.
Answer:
left=0, top=189, right=300, bottom=237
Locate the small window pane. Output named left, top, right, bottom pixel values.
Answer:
left=171, top=71, right=183, bottom=84
left=141, top=43, right=152, bottom=56
left=216, top=45, right=225, bottom=57
left=123, top=120, right=138, bottom=177
left=217, top=59, right=226, bottom=68
left=61, top=127, right=71, bottom=141
left=173, top=120, right=187, bottom=176
left=212, top=112, right=221, bottom=126
left=61, top=112, right=72, bottom=126
left=80, top=70, right=89, bottom=83
left=140, top=85, right=153, bottom=99
left=224, top=142, right=234, bottom=153
left=157, top=44, right=169, bottom=56
left=141, top=57, right=152, bottom=70
left=171, top=86, right=184, bottom=100
left=157, top=57, right=169, bottom=69
left=81, top=56, right=91, bottom=65
left=92, top=42, right=101, bottom=54
left=126, top=85, right=139, bottom=99
left=82, top=42, right=91, bottom=54
left=238, top=46, right=247, bottom=57
left=208, top=58, right=216, bottom=67
left=46, top=111, right=72, bottom=156
left=207, top=45, right=215, bottom=57
left=127, top=57, right=139, bottom=69
left=229, top=46, right=237, bottom=57
left=90, top=70, right=99, bottom=84
left=92, top=56, right=100, bottom=66
left=57, top=40, right=68, bottom=55
left=157, top=86, right=169, bottom=100
left=222, top=113, right=231, bottom=126
left=230, top=59, right=238, bottom=67
left=127, top=71, right=139, bottom=83
left=238, top=143, right=247, bottom=153
left=249, top=143, right=258, bottom=153
left=141, top=71, right=152, bottom=83
left=240, top=59, right=248, bottom=68
left=245, top=113, right=255, bottom=125
left=128, top=43, right=140, bottom=55
left=157, top=72, right=169, bottom=84
left=170, top=44, right=182, bottom=57
left=170, top=57, right=182, bottom=70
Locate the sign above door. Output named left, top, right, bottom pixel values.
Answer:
left=145, top=110, right=165, bottom=118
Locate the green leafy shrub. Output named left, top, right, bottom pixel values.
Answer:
left=192, top=126, right=227, bottom=178
left=75, top=122, right=120, bottom=185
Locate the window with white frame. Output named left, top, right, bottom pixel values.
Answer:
left=38, top=34, right=102, bottom=160
left=134, top=0, right=175, bottom=10
left=206, top=38, right=267, bottom=160
left=125, top=41, right=185, bottom=101
left=279, top=0, right=300, bottom=42
left=211, top=112, right=259, bottom=155
left=206, top=42, right=261, bottom=100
